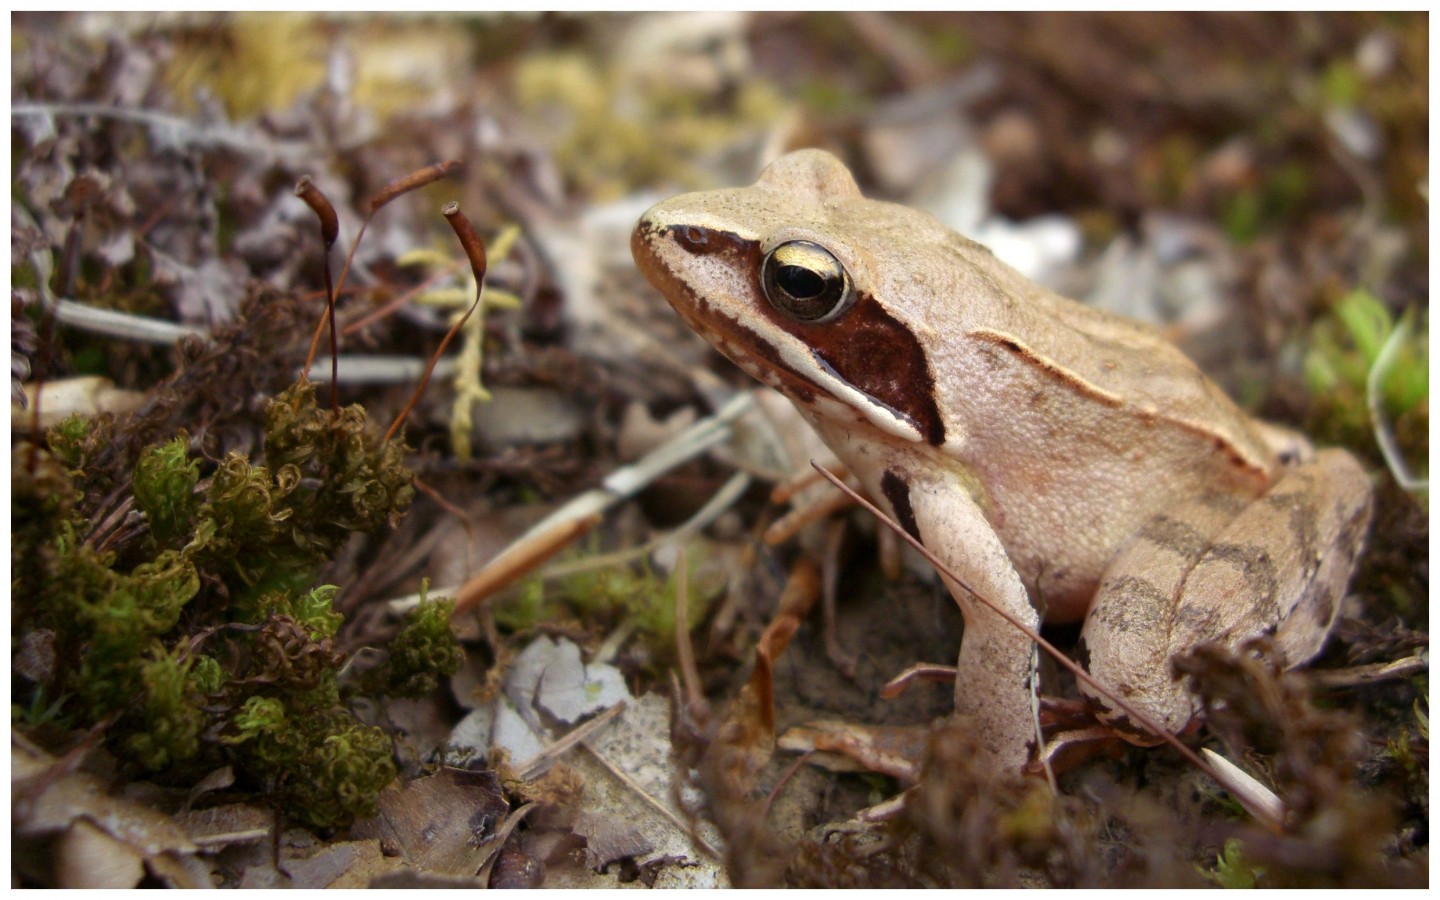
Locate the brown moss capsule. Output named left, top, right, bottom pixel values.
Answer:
left=367, top=160, right=462, bottom=214
left=294, top=176, right=339, bottom=248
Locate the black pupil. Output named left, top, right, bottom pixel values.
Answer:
left=777, top=265, right=826, bottom=299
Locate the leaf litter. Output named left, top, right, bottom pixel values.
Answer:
left=11, top=11, right=1426, bottom=888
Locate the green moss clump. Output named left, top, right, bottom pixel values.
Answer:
left=133, top=436, right=201, bottom=545
left=236, top=585, right=344, bottom=641
left=287, top=717, right=396, bottom=828
left=500, top=547, right=712, bottom=667
left=124, top=646, right=211, bottom=770
left=361, top=586, right=465, bottom=698
left=45, top=415, right=94, bottom=470
left=1203, top=838, right=1266, bottom=888
left=13, top=380, right=453, bottom=830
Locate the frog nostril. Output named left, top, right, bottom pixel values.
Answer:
left=679, top=226, right=706, bottom=248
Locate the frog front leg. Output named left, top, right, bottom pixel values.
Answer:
left=1077, top=449, right=1373, bottom=739
left=900, top=473, right=1044, bottom=771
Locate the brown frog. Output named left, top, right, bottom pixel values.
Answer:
left=632, top=149, right=1373, bottom=770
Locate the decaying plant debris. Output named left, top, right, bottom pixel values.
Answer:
left=11, top=12, right=1427, bottom=888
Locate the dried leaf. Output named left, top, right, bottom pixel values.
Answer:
left=349, top=768, right=508, bottom=877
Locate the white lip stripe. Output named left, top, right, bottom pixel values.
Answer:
left=766, top=328, right=922, bottom=443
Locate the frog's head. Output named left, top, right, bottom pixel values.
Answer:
left=633, top=149, right=960, bottom=447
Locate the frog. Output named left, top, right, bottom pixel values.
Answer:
left=631, top=149, right=1373, bottom=772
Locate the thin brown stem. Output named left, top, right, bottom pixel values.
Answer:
left=295, top=177, right=341, bottom=406
left=341, top=257, right=466, bottom=336
left=412, top=475, right=476, bottom=546
left=382, top=202, right=487, bottom=444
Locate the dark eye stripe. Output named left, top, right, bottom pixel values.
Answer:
left=659, top=224, right=945, bottom=447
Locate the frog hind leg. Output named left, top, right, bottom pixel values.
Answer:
left=1077, top=449, right=1373, bottom=743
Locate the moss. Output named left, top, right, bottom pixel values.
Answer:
left=219, top=688, right=397, bottom=828
left=1202, top=838, right=1266, bottom=888
left=226, top=695, right=287, bottom=744
left=123, top=646, right=210, bottom=770
left=365, top=588, right=465, bottom=698
left=45, top=416, right=94, bottom=470
left=502, top=545, right=712, bottom=666
left=12, top=377, right=444, bottom=830
left=132, top=435, right=200, bottom=546
left=287, top=720, right=397, bottom=828
left=236, top=585, right=344, bottom=641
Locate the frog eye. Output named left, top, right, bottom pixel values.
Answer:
left=760, top=241, right=854, bottom=323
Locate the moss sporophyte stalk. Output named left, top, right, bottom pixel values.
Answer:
left=13, top=381, right=462, bottom=829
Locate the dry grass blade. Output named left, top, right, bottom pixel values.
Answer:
left=762, top=487, right=856, bottom=546
left=879, top=663, right=960, bottom=699
left=303, top=355, right=455, bottom=386
left=673, top=547, right=706, bottom=715
left=1309, top=654, right=1428, bottom=689
left=769, top=461, right=846, bottom=505
left=49, top=299, right=208, bottom=344
left=1367, top=311, right=1427, bottom=492
left=1200, top=748, right=1285, bottom=825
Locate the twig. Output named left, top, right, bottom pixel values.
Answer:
left=451, top=513, right=603, bottom=615
left=48, top=298, right=208, bottom=344
left=415, top=391, right=754, bottom=617
left=579, top=738, right=722, bottom=860
left=516, top=701, right=627, bottom=780
left=1310, top=653, right=1428, bottom=689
